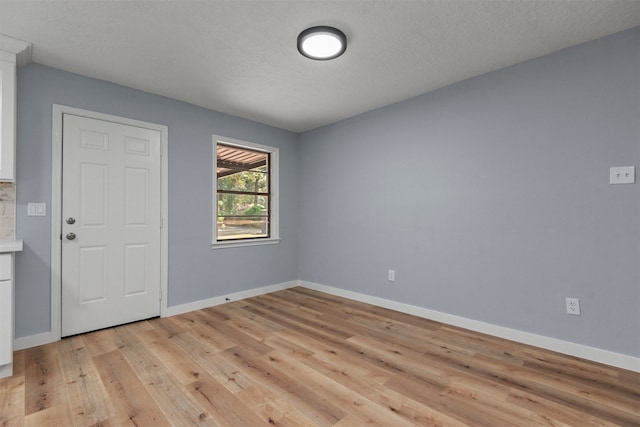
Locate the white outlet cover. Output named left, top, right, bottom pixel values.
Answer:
left=565, top=297, right=581, bottom=316
left=609, top=166, right=635, bottom=184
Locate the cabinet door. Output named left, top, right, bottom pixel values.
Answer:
left=0, top=278, right=11, bottom=365
left=0, top=58, right=16, bottom=181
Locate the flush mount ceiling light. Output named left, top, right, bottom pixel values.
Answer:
left=297, top=26, right=347, bottom=60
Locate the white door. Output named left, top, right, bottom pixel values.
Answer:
left=61, top=114, right=162, bottom=337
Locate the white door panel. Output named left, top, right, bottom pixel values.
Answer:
left=61, top=114, right=161, bottom=337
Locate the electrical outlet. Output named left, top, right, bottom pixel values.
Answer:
left=388, top=269, right=396, bottom=282
left=609, top=166, right=635, bottom=184
left=565, top=298, right=580, bottom=315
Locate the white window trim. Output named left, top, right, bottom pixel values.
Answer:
left=212, top=135, right=280, bottom=249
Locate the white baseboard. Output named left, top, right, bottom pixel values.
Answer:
left=163, top=280, right=299, bottom=317
left=13, top=279, right=639, bottom=373
left=299, top=281, right=640, bottom=373
left=13, top=280, right=298, bottom=351
left=0, top=362, right=12, bottom=379
left=14, top=331, right=56, bottom=351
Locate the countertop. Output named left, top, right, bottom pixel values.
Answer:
left=0, top=240, right=23, bottom=253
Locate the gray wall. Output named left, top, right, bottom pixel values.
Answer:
left=298, top=28, right=640, bottom=357
left=16, top=64, right=299, bottom=338
left=14, top=28, right=639, bottom=358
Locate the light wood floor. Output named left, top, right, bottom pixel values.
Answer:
left=1, top=287, right=638, bottom=426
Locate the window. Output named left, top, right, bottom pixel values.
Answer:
left=213, top=136, right=279, bottom=247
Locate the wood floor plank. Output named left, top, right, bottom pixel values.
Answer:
left=261, top=349, right=417, bottom=427
left=135, top=328, right=207, bottom=386
left=186, top=376, right=267, bottom=426
left=220, top=345, right=347, bottom=426
left=289, top=336, right=495, bottom=426
left=57, top=335, right=114, bottom=426
left=148, top=316, right=187, bottom=338
left=80, top=327, right=121, bottom=358
left=419, top=338, right=640, bottom=425
left=372, top=386, right=471, bottom=427
left=24, top=403, right=74, bottom=427
left=1, top=286, right=638, bottom=426
left=222, top=304, right=283, bottom=341
left=112, top=326, right=211, bottom=426
left=421, top=341, right=638, bottom=425
left=235, top=384, right=320, bottom=426
left=291, top=287, right=442, bottom=331
left=175, top=309, right=274, bottom=355
left=11, top=349, right=25, bottom=377
left=0, top=372, right=24, bottom=425
left=23, top=343, right=64, bottom=415
left=276, top=289, right=352, bottom=322
left=386, top=373, right=513, bottom=427
left=169, top=329, right=256, bottom=394
left=242, top=302, right=350, bottom=351
left=262, top=334, right=316, bottom=361
left=170, top=310, right=238, bottom=351
left=249, top=296, right=354, bottom=341
left=506, top=387, right=623, bottom=427
left=256, top=292, right=329, bottom=318
left=93, top=350, right=170, bottom=426
left=519, top=348, right=640, bottom=397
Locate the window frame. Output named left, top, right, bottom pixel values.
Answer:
left=212, top=135, right=280, bottom=248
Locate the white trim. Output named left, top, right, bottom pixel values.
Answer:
left=299, top=281, right=640, bottom=373
left=212, top=135, right=279, bottom=246
left=51, top=105, right=169, bottom=342
left=211, top=238, right=280, bottom=249
left=14, top=281, right=297, bottom=350
left=0, top=54, right=17, bottom=180
left=14, top=280, right=298, bottom=350
left=164, top=280, right=297, bottom=317
left=0, top=363, right=11, bottom=378
left=160, top=127, right=169, bottom=318
left=17, top=277, right=639, bottom=372
left=14, top=331, right=56, bottom=350
left=0, top=33, right=32, bottom=68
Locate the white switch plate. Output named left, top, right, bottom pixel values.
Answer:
left=27, top=202, right=46, bottom=216
left=609, top=166, right=635, bottom=184
left=388, top=269, right=396, bottom=282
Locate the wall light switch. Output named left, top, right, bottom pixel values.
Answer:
left=27, top=202, right=46, bottom=216
left=609, top=166, right=635, bottom=184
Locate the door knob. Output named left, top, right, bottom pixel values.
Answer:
left=66, top=217, right=76, bottom=225
left=66, top=232, right=76, bottom=241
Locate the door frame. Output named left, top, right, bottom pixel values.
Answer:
left=51, top=105, right=169, bottom=341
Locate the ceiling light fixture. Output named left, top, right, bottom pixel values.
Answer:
left=297, top=26, right=347, bottom=60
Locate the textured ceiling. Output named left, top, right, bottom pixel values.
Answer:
left=1, top=1, right=639, bottom=133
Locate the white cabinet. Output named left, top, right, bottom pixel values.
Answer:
left=0, top=254, right=12, bottom=367
left=0, top=58, right=16, bottom=180
left=0, top=243, right=22, bottom=379
left=0, top=34, right=31, bottom=181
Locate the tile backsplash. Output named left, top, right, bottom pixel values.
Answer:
left=0, top=182, right=15, bottom=239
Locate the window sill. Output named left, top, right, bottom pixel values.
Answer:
left=211, top=238, right=281, bottom=249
